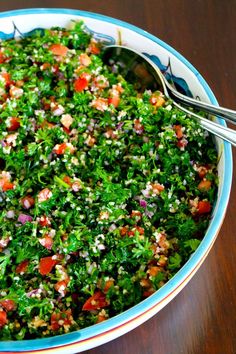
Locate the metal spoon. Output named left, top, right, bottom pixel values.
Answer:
left=102, top=45, right=236, bottom=146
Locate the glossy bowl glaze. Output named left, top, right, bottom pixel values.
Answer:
left=0, top=8, right=232, bottom=354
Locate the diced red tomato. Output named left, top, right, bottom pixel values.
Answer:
left=39, top=235, right=53, bottom=250
left=52, top=64, right=60, bottom=74
left=108, top=95, right=120, bottom=108
left=0, top=72, right=11, bottom=86
left=39, top=215, right=51, bottom=227
left=177, top=138, right=188, bottom=148
left=88, top=41, right=100, bottom=55
left=148, top=266, right=161, bottom=277
left=197, top=165, right=209, bottom=179
left=104, top=129, right=118, bottom=139
left=131, top=210, right=142, bottom=219
left=53, top=142, right=67, bottom=155
left=21, top=195, right=35, bottom=209
left=41, top=99, right=51, bottom=111
left=49, top=44, right=68, bottom=56
left=9, top=86, right=23, bottom=99
left=120, top=226, right=129, bottom=236
left=62, top=126, right=71, bottom=135
left=53, top=142, right=75, bottom=155
left=151, top=183, right=165, bottom=193
left=96, top=314, right=107, bottom=323
left=0, top=178, right=14, bottom=192
left=0, top=52, right=6, bottom=64
left=140, top=278, right=152, bottom=288
left=112, top=83, right=124, bottom=94
left=7, top=117, right=21, bottom=131
left=16, top=260, right=29, bottom=274
left=40, top=62, right=51, bottom=70
left=143, top=289, right=155, bottom=298
left=128, top=226, right=145, bottom=237
left=0, top=299, right=16, bottom=311
left=150, top=96, right=156, bottom=105
left=93, top=76, right=109, bottom=89
left=133, top=118, right=144, bottom=134
left=50, top=309, right=73, bottom=331
left=149, top=94, right=165, bottom=107
left=198, top=180, right=212, bottom=191
left=39, top=256, right=57, bottom=275
left=91, top=97, right=108, bottom=111
left=40, top=120, right=56, bottom=129
left=0, top=93, right=8, bottom=103
left=197, top=200, right=211, bottom=214
left=15, top=80, right=24, bottom=88
left=60, top=114, right=73, bottom=130
left=63, top=176, right=73, bottom=187
left=79, top=53, right=91, bottom=66
left=85, top=135, right=96, bottom=147
left=0, top=310, right=7, bottom=327
left=103, top=280, right=114, bottom=293
left=38, top=188, right=52, bottom=203
left=82, top=290, right=109, bottom=311
left=54, top=279, right=69, bottom=296
left=74, top=76, right=89, bottom=92
left=173, top=124, right=183, bottom=139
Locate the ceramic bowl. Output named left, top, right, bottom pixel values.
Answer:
left=0, top=8, right=232, bottom=354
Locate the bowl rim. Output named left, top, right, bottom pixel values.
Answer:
left=0, top=7, right=233, bottom=353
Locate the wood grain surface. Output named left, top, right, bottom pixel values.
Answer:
left=0, top=1, right=235, bottom=353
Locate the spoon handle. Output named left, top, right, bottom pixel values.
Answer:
left=173, top=102, right=236, bottom=146
left=166, top=82, right=236, bottom=124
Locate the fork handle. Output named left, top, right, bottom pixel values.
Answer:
left=173, top=102, right=236, bottom=146
left=168, top=85, right=236, bottom=124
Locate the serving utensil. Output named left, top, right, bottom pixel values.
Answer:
left=102, top=45, right=236, bottom=146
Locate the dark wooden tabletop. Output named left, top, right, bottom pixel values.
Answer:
left=0, top=1, right=235, bottom=354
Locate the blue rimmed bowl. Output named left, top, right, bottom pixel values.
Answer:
left=0, top=8, right=232, bottom=354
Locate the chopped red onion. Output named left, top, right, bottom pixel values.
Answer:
left=18, top=214, right=33, bottom=224
left=109, top=224, right=117, bottom=232
left=0, top=237, right=10, bottom=248
left=6, top=210, right=15, bottom=219
left=139, top=199, right=147, bottom=208
left=0, top=140, right=6, bottom=147
left=117, top=122, right=124, bottom=130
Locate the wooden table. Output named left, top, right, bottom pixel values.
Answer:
left=0, top=1, right=235, bottom=353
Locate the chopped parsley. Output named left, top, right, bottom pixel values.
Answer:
left=0, top=21, right=218, bottom=339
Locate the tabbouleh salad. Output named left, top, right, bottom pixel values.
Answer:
left=0, top=21, right=218, bottom=340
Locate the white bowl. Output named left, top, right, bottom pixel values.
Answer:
left=0, top=8, right=232, bottom=354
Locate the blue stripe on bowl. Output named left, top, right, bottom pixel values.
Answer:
left=0, top=8, right=232, bottom=352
